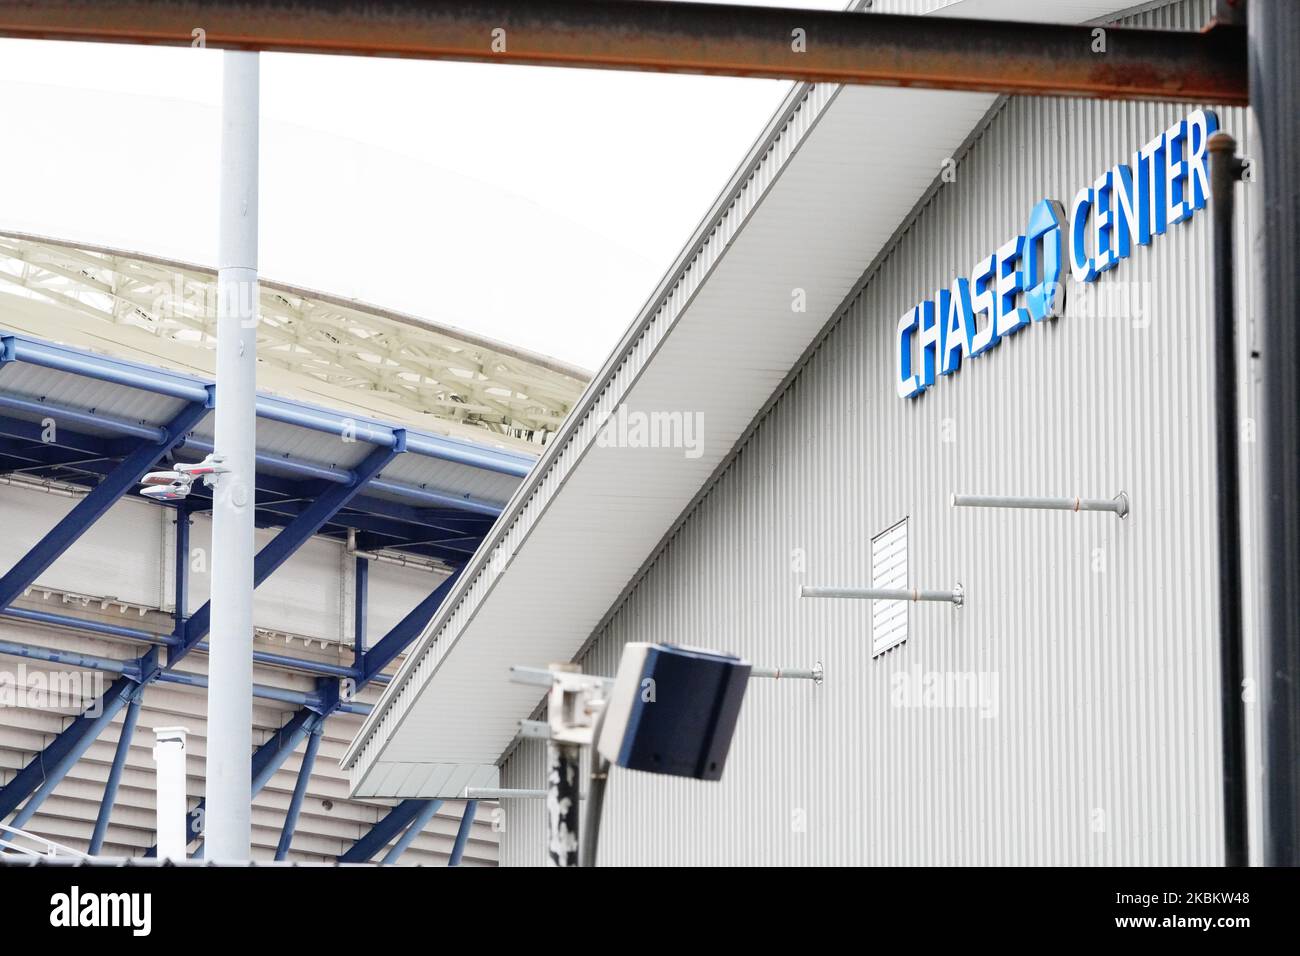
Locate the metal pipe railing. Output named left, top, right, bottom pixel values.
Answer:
left=0, top=636, right=141, bottom=677
left=463, top=788, right=547, bottom=801
left=750, top=664, right=823, bottom=682
left=1, top=606, right=363, bottom=680
left=951, top=492, right=1129, bottom=517
left=801, top=585, right=963, bottom=606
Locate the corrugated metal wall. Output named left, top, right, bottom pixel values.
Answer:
left=502, top=0, right=1262, bottom=865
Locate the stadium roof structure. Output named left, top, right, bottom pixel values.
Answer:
left=341, top=0, right=1135, bottom=798
left=0, top=237, right=589, bottom=859
left=0, top=231, right=589, bottom=449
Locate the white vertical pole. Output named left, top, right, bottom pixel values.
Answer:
left=205, top=50, right=259, bottom=862
left=153, top=727, right=189, bottom=861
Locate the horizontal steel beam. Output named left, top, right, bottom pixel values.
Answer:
left=0, top=0, right=1249, bottom=105
left=0, top=636, right=142, bottom=676
left=0, top=333, right=535, bottom=477
left=0, top=606, right=365, bottom=680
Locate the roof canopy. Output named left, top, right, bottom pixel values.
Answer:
left=341, top=0, right=1135, bottom=798
left=0, top=330, right=533, bottom=567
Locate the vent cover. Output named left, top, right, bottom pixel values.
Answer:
left=871, top=518, right=908, bottom=656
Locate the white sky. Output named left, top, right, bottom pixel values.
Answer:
left=0, top=0, right=843, bottom=370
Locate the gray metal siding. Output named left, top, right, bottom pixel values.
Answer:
left=502, top=0, right=1257, bottom=866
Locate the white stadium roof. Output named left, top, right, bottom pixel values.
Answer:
left=0, top=230, right=589, bottom=452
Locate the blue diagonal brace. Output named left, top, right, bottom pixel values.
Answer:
left=88, top=692, right=142, bottom=855
left=252, top=708, right=326, bottom=794
left=169, top=558, right=456, bottom=860
left=0, top=674, right=139, bottom=823
left=449, top=800, right=478, bottom=866
left=359, top=566, right=463, bottom=685
left=274, top=725, right=322, bottom=861
left=172, top=433, right=405, bottom=665
left=338, top=799, right=428, bottom=863
left=381, top=799, right=443, bottom=865
left=157, top=707, right=326, bottom=854
left=0, top=398, right=211, bottom=610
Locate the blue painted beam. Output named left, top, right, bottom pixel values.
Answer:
left=229, top=499, right=479, bottom=561
left=172, top=436, right=406, bottom=665
left=158, top=707, right=328, bottom=856
left=88, top=694, right=142, bottom=855
left=252, top=708, right=326, bottom=794
left=0, top=398, right=211, bottom=611
left=0, top=674, right=139, bottom=822
left=0, top=396, right=166, bottom=444
left=274, top=726, right=322, bottom=861
left=330, top=564, right=467, bottom=860
left=0, top=411, right=134, bottom=453
left=1, top=332, right=536, bottom=476
left=448, top=800, right=478, bottom=866
left=368, top=478, right=504, bottom=516
left=0, top=631, right=360, bottom=714
left=0, top=437, right=113, bottom=472
left=337, top=799, right=427, bottom=863
left=360, top=568, right=463, bottom=685
left=0, top=410, right=504, bottom=529
left=1, top=334, right=209, bottom=403
left=381, top=799, right=443, bottom=865
left=0, top=606, right=363, bottom=680
left=0, top=635, right=144, bottom=675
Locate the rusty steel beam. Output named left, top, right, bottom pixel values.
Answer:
left=0, top=0, right=1248, bottom=105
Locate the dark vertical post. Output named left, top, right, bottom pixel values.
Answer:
left=546, top=741, right=580, bottom=867
left=353, top=555, right=368, bottom=671
left=173, top=506, right=190, bottom=633
left=1209, top=131, right=1248, bottom=867
left=1250, top=0, right=1300, bottom=867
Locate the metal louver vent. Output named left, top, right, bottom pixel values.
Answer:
left=871, top=518, right=908, bottom=656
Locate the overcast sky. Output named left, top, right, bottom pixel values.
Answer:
left=0, top=1, right=845, bottom=370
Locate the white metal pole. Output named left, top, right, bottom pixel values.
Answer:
left=153, top=727, right=189, bottom=861
left=205, top=50, right=259, bottom=862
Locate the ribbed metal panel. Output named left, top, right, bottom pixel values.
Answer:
left=502, top=0, right=1253, bottom=866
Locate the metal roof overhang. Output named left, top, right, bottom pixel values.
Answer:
left=0, top=330, right=536, bottom=564
left=342, top=0, right=1140, bottom=798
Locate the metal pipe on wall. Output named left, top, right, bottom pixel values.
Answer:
left=1209, top=130, right=1248, bottom=868
left=951, top=492, right=1129, bottom=517
left=801, top=585, right=964, bottom=606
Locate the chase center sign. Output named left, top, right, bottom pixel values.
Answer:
left=895, top=109, right=1219, bottom=399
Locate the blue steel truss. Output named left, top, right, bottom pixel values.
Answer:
left=0, top=331, right=517, bottom=862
